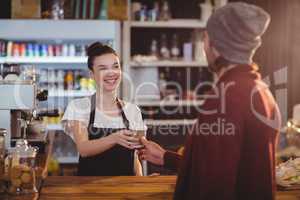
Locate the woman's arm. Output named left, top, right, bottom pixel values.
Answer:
left=67, top=120, right=140, bottom=157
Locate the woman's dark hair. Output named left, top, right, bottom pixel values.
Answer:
left=87, top=42, right=118, bottom=71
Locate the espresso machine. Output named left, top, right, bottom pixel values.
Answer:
left=0, top=63, right=52, bottom=149
left=0, top=79, right=37, bottom=148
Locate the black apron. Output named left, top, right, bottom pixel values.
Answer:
left=77, top=94, right=134, bottom=176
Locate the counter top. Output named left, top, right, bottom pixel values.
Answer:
left=40, top=176, right=176, bottom=200
left=38, top=176, right=300, bottom=200
left=1, top=175, right=300, bottom=200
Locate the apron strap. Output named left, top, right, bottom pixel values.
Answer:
left=116, top=98, right=130, bottom=130
left=89, top=94, right=96, bottom=125
left=89, top=94, right=130, bottom=130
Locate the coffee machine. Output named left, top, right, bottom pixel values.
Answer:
left=0, top=63, right=51, bottom=149
left=0, top=79, right=37, bottom=148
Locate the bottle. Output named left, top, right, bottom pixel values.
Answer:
left=194, top=31, right=206, bottom=62
left=69, top=44, right=76, bottom=57
left=57, top=70, right=65, bottom=91
left=34, top=44, right=40, bottom=57
left=160, top=0, right=171, bottom=21
left=74, top=70, right=82, bottom=90
left=48, top=44, right=54, bottom=57
left=80, top=44, right=86, bottom=57
left=62, top=44, right=69, bottom=57
left=99, top=0, right=108, bottom=19
left=41, top=44, right=48, bottom=57
left=158, top=71, right=167, bottom=99
left=171, top=34, right=180, bottom=59
left=64, top=70, right=74, bottom=90
left=160, top=34, right=170, bottom=59
left=148, top=2, right=159, bottom=21
left=48, top=70, right=57, bottom=91
left=139, top=5, right=147, bottom=21
left=183, top=36, right=193, bottom=61
left=0, top=40, right=5, bottom=57
left=6, top=41, right=12, bottom=57
left=27, top=43, right=34, bottom=57
left=20, top=43, right=26, bottom=57
left=150, top=39, right=159, bottom=57
left=12, top=43, right=19, bottom=57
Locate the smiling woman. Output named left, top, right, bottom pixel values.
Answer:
left=61, top=42, right=147, bottom=176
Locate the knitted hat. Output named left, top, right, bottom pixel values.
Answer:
left=206, top=2, right=271, bottom=64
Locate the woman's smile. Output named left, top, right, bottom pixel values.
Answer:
left=103, top=76, right=119, bottom=86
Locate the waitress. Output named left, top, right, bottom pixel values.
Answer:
left=62, top=42, right=146, bottom=176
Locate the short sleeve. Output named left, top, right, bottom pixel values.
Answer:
left=61, top=98, right=91, bottom=139
left=124, top=103, right=147, bottom=135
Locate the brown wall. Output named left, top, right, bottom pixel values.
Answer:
left=231, top=0, right=300, bottom=118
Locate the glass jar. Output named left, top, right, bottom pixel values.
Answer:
left=286, top=120, right=300, bottom=147
left=0, top=129, right=6, bottom=193
left=8, top=139, right=38, bottom=195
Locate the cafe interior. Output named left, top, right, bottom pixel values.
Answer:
left=0, top=0, right=300, bottom=199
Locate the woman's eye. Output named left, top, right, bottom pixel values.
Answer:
left=113, top=65, right=120, bottom=69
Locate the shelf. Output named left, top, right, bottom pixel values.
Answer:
left=130, top=19, right=206, bottom=29
left=0, top=56, right=87, bottom=64
left=137, top=100, right=205, bottom=106
left=0, top=19, right=121, bottom=40
left=47, top=124, right=64, bottom=131
left=57, top=156, right=79, bottom=164
left=130, top=60, right=208, bottom=67
left=48, top=90, right=95, bottom=97
left=145, top=119, right=197, bottom=126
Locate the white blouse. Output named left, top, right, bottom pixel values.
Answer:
left=62, top=96, right=147, bottom=140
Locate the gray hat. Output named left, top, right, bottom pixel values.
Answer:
left=206, top=2, right=271, bottom=64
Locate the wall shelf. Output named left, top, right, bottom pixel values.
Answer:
left=47, top=124, right=64, bottom=131
left=0, top=56, right=87, bottom=64
left=0, top=19, right=121, bottom=41
left=130, top=60, right=208, bottom=67
left=57, top=156, right=79, bottom=164
left=137, top=100, right=205, bottom=106
left=48, top=90, right=95, bottom=97
left=130, top=19, right=206, bottom=29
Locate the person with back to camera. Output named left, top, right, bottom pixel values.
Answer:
left=138, top=2, right=281, bottom=200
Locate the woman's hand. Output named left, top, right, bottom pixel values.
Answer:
left=108, top=130, right=141, bottom=149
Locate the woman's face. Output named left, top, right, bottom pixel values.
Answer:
left=91, top=53, right=121, bottom=93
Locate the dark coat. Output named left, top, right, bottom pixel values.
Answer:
left=173, top=64, right=281, bottom=200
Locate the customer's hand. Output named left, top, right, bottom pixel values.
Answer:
left=138, top=137, right=166, bottom=166
left=109, top=130, right=140, bottom=149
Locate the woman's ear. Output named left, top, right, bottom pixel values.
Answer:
left=89, top=70, right=94, bottom=79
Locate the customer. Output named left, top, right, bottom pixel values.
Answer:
left=138, top=2, right=281, bottom=200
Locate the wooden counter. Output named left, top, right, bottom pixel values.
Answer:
left=39, top=176, right=300, bottom=200
left=40, top=176, right=176, bottom=200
